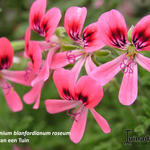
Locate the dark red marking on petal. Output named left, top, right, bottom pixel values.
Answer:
left=132, top=30, right=150, bottom=50
left=109, top=28, right=127, bottom=48
left=83, top=29, right=95, bottom=47
left=0, top=56, right=10, bottom=70
left=69, top=22, right=82, bottom=43
left=32, top=13, right=48, bottom=37
left=29, top=54, right=34, bottom=65
left=32, top=14, right=42, bottom=33
left=77, top=93, right=88, bottom=105
left=40, top=20, right=49, bottom=37
left=63, top=88, right=74, bottom=100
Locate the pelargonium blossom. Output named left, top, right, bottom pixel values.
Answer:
left=29, top=0, right=61, bottom=42
left=50, top=6, right=105, bottom=75
left=90, top=9, right=150, bottom=105
left=24, top=0, right=62, bottom=85
left=23, top=41, right=58, bottom=109
left=45, top=61, right=110, bottom=143
left=22, top=0, right=63, bottom=109
left=0, top=37, right=27, bottom=112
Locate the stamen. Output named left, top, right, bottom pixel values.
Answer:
left=66, top=51, right=76, bottom=64
left=66, top=107, right=81, bottom=122
left=120, top=55, right=136, bottom=74
left=66, top=51, right=84, bottom=64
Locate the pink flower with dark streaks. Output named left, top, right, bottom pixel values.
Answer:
left=0, top=37, right=26, bottom=112
left=24, top=0, right=62, bottom=85
left=23, top=41, right=58, bottom=109
left=45, top=59, right=110, bottom=144
left=23, top=40, right=69, bottom=109
left=90, top=9, right=150, bottom=105
left=50, top=6, right=105, bottom=75
left=29, top=0, right=61, bottom=42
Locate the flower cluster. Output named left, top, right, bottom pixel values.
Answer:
left=1, top=0, right=150, bottom=144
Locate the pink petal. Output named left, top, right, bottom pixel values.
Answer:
left=1, top=70, right=32, bottom=86
left=50, top=50, right=82, bottom=69
left=85, top=56, right=97, bottom=74
left=41, top=7, right=61, bottom=42
left=28, top=41, right=42, bottom=74
left=0, top=79, right=23, bottom=112
left=53, top=58, right=85, bottom=100
left=83, top=22, right=105, bottom=52
left=64, top=7, right=87, bottom=44
left=29, top=0, right=46, bottom=34
left=75, top=76, right=103, bottom=108
left=90, top=54, right=125, bottom=86
left=33, top=90, right=42, bottom=109
left=23, top=82, right=43, bottom=107
left=24, top=27, right=31, bottom=57
left=45, top=99, right=80, bottom=114
left=132, top=15, right=150, bottom=51
left=98, top=9, right=128, bottom=49
left=0, top=37, right=14, bottom=69
left=31, top=48, right=56, bottom=86
left=90, top=108, right=111, bottom=133
left=53, top=68, right=76, bottom=99
left=136, top=53, right=150, bottom=72
left=119, top=64, right=138, bottom=105
left=71, top=57, right=85, bottom=81
left=70, top=106, right=88, bottom=144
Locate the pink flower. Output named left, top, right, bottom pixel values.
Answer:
left=51, top=6, right=105, bottom=74
left=23, top=41, right=68, bottom=109
left=25, top=0, right=62, bottom=58
left=90, top=9, right=150, bottom=105
left=29, top=0, right=61, bottom=42
left=24, top=0, right=62, bottom=84
left=45, top=60, right=110, bottom=144
left=23, top=41, right=58, bottom=109
left=0, top=37, right=25, bottom=112
left=23, top=0, right=62, bottom=109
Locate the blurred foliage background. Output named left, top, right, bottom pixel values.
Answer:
left=0, top=0, right=150, bottom=149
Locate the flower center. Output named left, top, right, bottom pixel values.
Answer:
left=120, top=55, right=136, bottom=74
left=127, top=44, right=138, bottom=59
left=66, top=107, right=81, bottom=122
left=66, top=50, right=85, bottom=64
left=120, top=44, right=137, bottom=74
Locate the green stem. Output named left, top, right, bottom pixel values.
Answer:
left=11, top=40, right=25, bottom=52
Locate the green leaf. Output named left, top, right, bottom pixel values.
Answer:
left=94, top=49, right=111, bottom=57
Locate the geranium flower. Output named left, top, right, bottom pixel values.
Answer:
left=22, top=0, right=63, bottom=109
left=45, top=60, right=110, bottom=143
left=90, top=9, right=150, bottom=105
left=29, top=0, right=61, bottom=42
left=0, top=37, right=27, bottom=112
left=23, top=41, right=58, bottom=109
left=24, top=0, right=62, bottom=85
left=50, top=6, right=105, bottom=74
